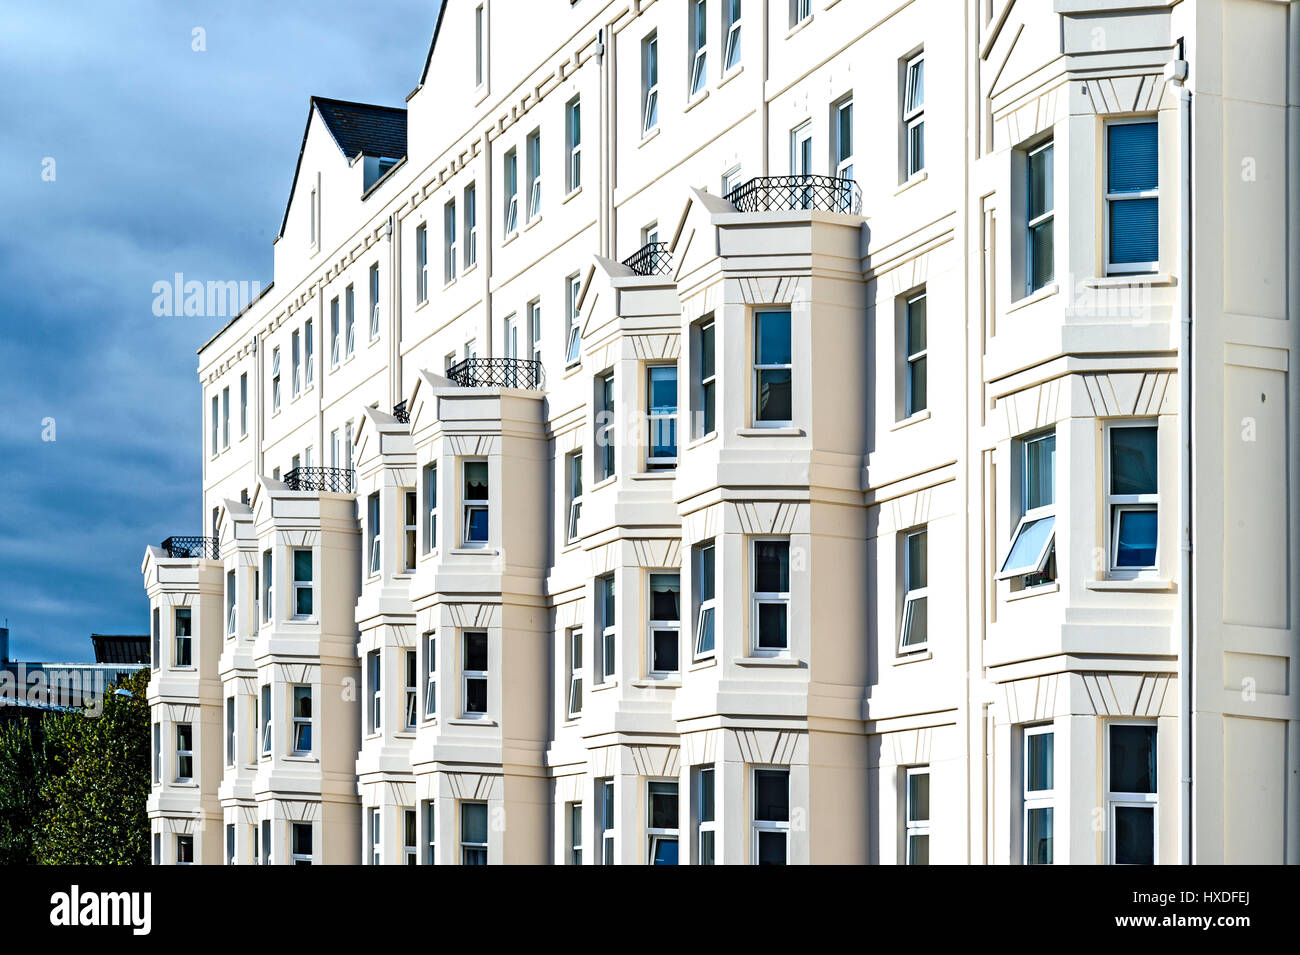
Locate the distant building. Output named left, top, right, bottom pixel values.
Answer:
left=0, top=627, right=147, bottom=718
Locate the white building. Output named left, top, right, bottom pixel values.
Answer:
left=142, top=0, right=1299, bottom=865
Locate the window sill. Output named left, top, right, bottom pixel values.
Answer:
left=368, top=334, right=381, bottom=349
left=734, top=656, right=802, bottom=668
left=591, top=680, right=619, bottom=693
left=239, top=432, right=250, bottom=443
left=631, top=678, right=681, bottom=689
left=524, top=215, right=544, bottom=233
left=473, top=84, right=489, bottom=107
left=686, top=431, right=718, bottom=451
left=631, top=470, right=675, bottom=481
left=562, top=186, right=583, bottom=205
left=447, top=717, right=497, bottom=727
left=462, top=261, right=479, bottom=279
left=737, top=426, right=803, bottom=437
left=892, top=649, right=932, bottom=666
left=502, top=230, right=520, bottom=248
left=415, top=298, right=430, bottom=313
left=561, top=717, right=581, bottom=728
left=889, top=409, right=930, bottom=432
left=1005, top=580, right=1059, bottom=602
left=1007, top=282, right=1059, bottom=314
left=450, top=547, right=499, bottom=556
left=443, top=278, right=457, bottom=292
left=785, top=14, right=814, bottom=39
left=689, top=655, right=717, bottom=671
left=718, top=64, right=744, bottom=89
left=894, top=170, right=928, bottom=197
left=590, top=475, right=617, bottom=493
left=284, top=755, right=318, bottom=764
left=1084, top=577, right=1174, bottom=592
left=1086, top=272, right=1173, bottom=288
left=684, top=89, right=710, bottom=114
left=638, top=127, right=661, bottom=149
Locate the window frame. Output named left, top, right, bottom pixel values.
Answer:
left=791, top=0, right=811, bottom=27
left=460, top=801, right=488, bottom=865
left=1105, top=420, right=1160, bottom=577
left=904, top=766, right=930, bottom=864
left=526, top=129, right=541, bottom=222
left=565, top=273, right=583, bottom=366
left=291, top=330, right=301, bottom=396
left=330, top=296, right=341, bottom=366
left=688, top=0, right=708, bottom=97
left=370, top=807, right=382, bottom=865
left=595, top=573, right=616, bottom=685
left=566, top=450, right=583, bottom=542
left=1104, top=117, right=1159, bottom=275
left=367, top=648, right=382, bottom=735
left=1022, top=725, right=1055, bottom=865
left=723, top=0, right=741, bottom=73
left=174, top=606, right=193, bottom=668
left=998, top=430, right=1058, bottom=582
left=503, top=148, right=518, bottom=235
left=367, top=492, right=381, bottom=578
left=415, top=224, right=429, bottom=304
left=174, top=722, right=193, bottom=783
left=225, top=695, right=235, bottom=768
left=291, top=547, right=313, bottom=620
left=904, top=291, right=927, bottom=417
left=369, top=262, right=381, bottom=340
left=260, top=684, right=272, bottom=757
left=291, top=684, right=312, bottom=757
left=752, top=309, right=793, bottom=427
left=566, top=97, right=581, bottom=194
left=599, top=778, right=615, bottom=865
left=444, top=197, right=457, bottom=284
left=461, top=458, right=490, bottom=548
left=1104, top=721, right=1159, bottom=865
left=750, top=537, right=790, bottom=656
left=693, top=540, right=716, bottom=660
left=424, top=462, right=438, bottom=554
left=645, top=363, right=679, bottom=470
left=898, top=528, right=929, bottom=654
left=403, top=649, right=417, bottom=731
left=647, top=572, right=681, bottom=677
left=751, top=766, right=790, bottom=865
left=403, top=807, right=417, bottom=865
left=566, top=627, right=583, bottom=719
left=695, top=765, right=716, bottom=865
left=271, top=347, right=281, bottom=413
left=903, top=52, right=925, bottom=179
left=424, top=632, right=437, bottom=720
left=596, top=372, right=616, bottom=481
left=695, top=317, right=716, bottom=439
left=568, top=802, right=584, bottom=865
left=834, top=96, right=854, bottom=185
left=461, top=630, right=489, bottom=718
left=464, top=182, right=478, bottom=268
left=646, top=779, right=680, bottom=865
left=290, top=822, right=313, bottom=865
left=402, top=489, right=418, bottom=573
left=642, top=32, right=659, bottom=135
left=1026, top=139, right=1055, bottom=293
left=304, top=319, right=314, bottom=384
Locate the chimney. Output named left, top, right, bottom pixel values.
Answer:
left=0, top=627, right=8, bottom=664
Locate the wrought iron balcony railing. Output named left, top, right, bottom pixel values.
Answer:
left=161, top=536, right=220, bottom=560
left=392, top=400, right=410, bottom=423
left=724, top=174, right=863, bottom=215
left=621, top=241, right=673, bottom=277
left=446, top=357, right=545, bottom=390
left=283, top=466, right=356, bottom=493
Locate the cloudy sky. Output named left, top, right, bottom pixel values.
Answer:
left=0, top=1, right=438, bottom=660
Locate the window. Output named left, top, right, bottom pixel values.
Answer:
left=648, top=573, right=680, bottom=675
left=291, top=330, right=301, bottom=395
left=723, top=0, right=741, bottom=72
left=261, top=549, right=272, bottom=623
left=903, top=52, right=925, bottom=179
left=834, top=97, right=854, bottom=190
left=1027, top=140, right=1054, bottom=292
left=462, top=460, right=489, bottom=546
left=461, top=631, right=488, bottom=717
left=304, top=320, right=314, bottom=385
left=791, top=0, right=810, bottom=27
left=695, top=766, right=716, bottom=864
left=529, top=298, right=542, bottom=365
left=751, top=539, right=790, bottom=654
left=753, top=310, right=792, bottom=425
left=271, top=348, right=281, bottom=413
left=367, top=492, right=381, bottom=577
left=1107, top=723, right=1157, bottom=864
left=291, top=685, right=312, bottom=755
left=176, top=834, right=194, bottom=865
left=403, top=808, right=417, bottom=865
left=694, top=541, right=716, bottom=658
left=599, top=779, right=615, bottom=864
left=568, top=803, right=583, bottom=865
left=695, top=318, right=715, bottom=438
left=292, top=548, right=313, bottom=618
left=221, top=386, right=230, bottom=448
left=1106, top=423, right=1158, bottom=574
left=444, top=198, right=457, bottom=283
left=791, top=121, right=812, bottom=205
left=424, top=632, right=437, bottom=719
left=526, top=130, right=541, bottom=217
left=424, top=800, right=437, bottom=864
left=905, top=767, right=930, bottom=864
left=566, top=451, right=583, bottom=542
left=175, top=723, right=193, bottom=782
left=722, top=164, right=743, bottom=199
left=753, top=768, right=789, bottom=864
left=225, top=696, right=235, bottom=767
left=413, top=224, right=429, bottom=307
left=1023, top=726, right=1054, bottom=865
left=566, top=98, right=581, bottom=193
left=1106, top=120, right=1158, bottom=273
left=404, top=650, right=417, bottom=730
left=248, top=693, right=258, bottom=764
left=309, top=186, right=319, bottom=248
left=152, top=608, right=159, bottom=670
left=899, top=529, right=928, bottom=653
left=503, top=149, right=518, bottom=235
left=642, top=33, right=659, bottom=134
left=261, top=819, right=271, bottom=864
left=565, top=273, right=582, bottom=364
left=999, top=431, right=1057, bottom=584
left=260, top=684, right=271, bottom=755
left=647, top=781, right=679, bottom=865
left=345, top=284, right=355, bottom=357
left=175, top=607, right=192, bottom=667
left=330, top=296, right=341, bottom=366
left=225, top=569, right=236, bottom=636
left=250, top=824, right=258, bottom=866
left=566, top=628, right=583, bottom=718
left=596, top=574, right=616, bottom=684
left=290, top=822, right=312, bottom=865
left=226, top=824, right=235, bottom=865
left=464, top=183, right=478, bottom=268
left=368, top=649, right=382, bottom=734
left=642, top=221, right=658, bottom=248
left=403, top=490, right=417, bottom=572
left=646, top=365, right=678, bottom=470
left=904, top=291, right=927, bottom=417
left=461, top=802, right=488, bottom=865
left=370, top=808, right=382, bottom=865
left=597, top=374, right=616, bottom=481
left=474, top=3, right=485, bottom=87
left=152, top=722, right=160, bottom=784
left=239, top=373, right=248, bottom=435
left=688, top=1, right=707, bottom=96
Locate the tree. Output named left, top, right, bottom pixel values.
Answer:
left=36, top=668, right=151, bottom=865
left=0, top=715, right=58, bottom=864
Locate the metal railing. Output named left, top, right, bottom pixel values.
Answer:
left=446, top=357, right=545, bottom=390
left=621, top=241, right=673, bottom=277
left=724, top=174, right=863, bottom=215
left=392, top=400, right=410, bottom=423
left=161, top=536, right=220, bottom=560
left=283, top=467, right=356, bottom=493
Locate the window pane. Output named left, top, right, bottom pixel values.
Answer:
left=466, top=678, right=487, bottom=714
left=907, top=355, right=927, bottom=415
left=1026, top=732, right=1054, bottom=792
left=699, top=769, right=715, bottom=822
left=754, top=541, right=789, bottom=592
left=901, top=595, right=927, bottom=648
left=293, top=549, right=312, bottom=582
left=906, top=532, right=927, bottom=589
left=907, top=772, right=929, bottom=822
left=464, top=461, right=489, bottom=499
left=648, top=781, right=678, bottom=829
left=753, top=769, right=789, bottom=822
left=907, top=297, right=927, bottom=354
left=1113, top=806, right=1155, bottom=864
left=1109, top=197, right=1159, bottom=264
left=699, top=545, right=715, bottom=602
left=755, top=311, right=791, bottom=365
left=757, top=604, right=787, bottom=649
left=652, top=629, right=679, bottom=672
left=466, top=507, right=490, bottom=542
left=464, top=632, right=488, bottom=672
left=1000, top=515, right=1055, bottom=574
left=1030, top=220, right=1054, bottom=289
left=295, top=585, right=313, bottom=617
left=651, top=837, right=679, bottom=865
left=697, top=607, right=715, bottom=653
left=700, top=323, right=715, bottom=379
left=293, top=686, right=312, bottom=718
left=756, top=369, right=792, bottom=422
left=462, top=803, right=488, bottom=844
left=1028, top=144, right=1053, bottom=219
left=756, top=830, right=787, bottom=865
left=1026, top=807, right=1054, bottom=864
left=1110, top=725, right=1157, bottom=794
left=907, top=833, right=929, bottom=865
left=649, top=574, right=680, bottom=620
left=1110, top=427, right=1158, bottom=495
left=176, top=608, right=192, bottom=637
left=1024, top=434, right=1056, bottom=510
left=1107, top=122, right=1158, bottom=193
left=1115, top=508, right=1158, bottom=567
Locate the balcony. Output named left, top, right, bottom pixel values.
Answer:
left=392, top=400, right=410, bottom=424
left=446, top=357, right=545, bottom=390
left=283, top=467, right=356, bottom=493
left=160, top=536, right=219, bottom=559
left=724, top=174, right=862, bottom=215
left=621, top=241, right=673, bottom=277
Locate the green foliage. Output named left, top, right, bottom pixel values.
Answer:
left=0, top=668, right=150, bottom=865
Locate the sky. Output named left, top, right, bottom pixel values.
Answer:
left=0, top=0, right=439, bottom=660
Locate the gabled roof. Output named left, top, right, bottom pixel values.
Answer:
left=277, top=96, right=408, bottom=238
left=416, top=0, right=451, bottom=89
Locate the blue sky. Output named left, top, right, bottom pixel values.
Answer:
left=0, top=0, right=438, bottom=660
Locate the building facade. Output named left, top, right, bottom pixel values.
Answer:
left=143, top=0, right=1300, bottom=865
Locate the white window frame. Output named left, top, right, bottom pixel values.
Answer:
left=424, top=632, right=437, bottom=720
left=503, top=149, right=518, bottom=235
left=1105, top=420, right=1159, bottom=577
left=566, top=98, right=581, bottom=194
left=566, top=627, right=583, bottom=719
left=367, top=648, right=382, bottom=735
left=1104, top=117, right=1159, bottom=275
left=597, top=373, right=616, bottom=480
left=474, top=3, right=485, bottom=88
left=403, top=649, right=417, bottom=731
left=903, top=52, right=925, bottom=179
left=904, top=291, right=927, bottom=417
left=1105, top=721, right=1159, bottom=865
left=460, top=801, right=488, bottom=865
left=225, top=569, right=236, bottom=637
left=461, top=630, right=489, bottom=718
left=751, top=766, right=790, bottom=865
left=598, top=779, right=616, bottom=865
left=695, top=317, right=716, bottom=439
left=695, top=765, right=716, bottom=865
left=176, top=834, right=194, bottom=865
left=688, top=0, right=708, bottom=97
left=291, top=685, right=312, bottom=756
left=415, top=224, right=429, bottom=304
left=239, top=372, right=248, bottom=435
left=1022, top=725, right=1055, bottom=865
left=694, top=540, right=716, bottom=660
left=647, top=572, right=681, bottom=677
left=721, top=164, right=743, bottom=199
left=750, top=537, right=790, bottom=656
left=646, top=779, right=679, bottom=865
left=645, top=363, right=678, bottom=470
left=528, top=299, right=542, bottom=366
left=642, top=33, right=659, bottom=135
left=367, top=492, right=381, bottom=577
left=291, top=330, right=301, bottom=396
left=211, top=394, right=219, bottom=456
left=291, top=548, right=313, bottom=620
left=565, top=273, right=582, bottom=366
left=222, top=386, right=230, bottom=448
left=568, top=802, right=584, bottom=865
left=261, top=549, right=273, bottom=624
left=290, top=822, right=312, bottom=865
left=461, top=458, right=490, bottom=548
left=1026, top=140, right=1054, bottom=293
left=898, top=528, right=928, bottom=654
left=723, top=0, right=741, bottom=73
left=596, top=573, right=616, bottom=685
left=424, top=463, right=438, bottom=554
left=904, top=766, right=930, bottom=864
left=567, top=451, right=583, bottom=542
left=403, top=807, right=417, bottom=865
left=175, top=607, right=193, bottom=668
left=444, top=198, right=457, bottom=284
left=752, top=309, right=793, bottom=427
left=271, top=348, right=281, bottom=413
left=304, top=320, right=314, bottom=384
left=330, top=297, right=341, bottom=366
left=791, top=0, right=810, bottom=27
left=464, top=182, right=478, bottom=268
left=402, top=489, right=418, bottom=573
left=369, top=263, right=380, bottom=340
left=370, top=808, right=382, bottom=865
left=260, top=684, right=272, bottom=756
left=424, top=799, right=437, bottom=864
left=998, top=431, right=1057, bottom=581
left=834, top=96, right=854, bottom=185
left=344, top=283, right=355, bottom=357
left=526, top=130, right=541, bottom=221
left=174, top=723, right=193, bottom=783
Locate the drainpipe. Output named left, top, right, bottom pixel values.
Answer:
left=1164, top=47, right=1192, bottom=866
